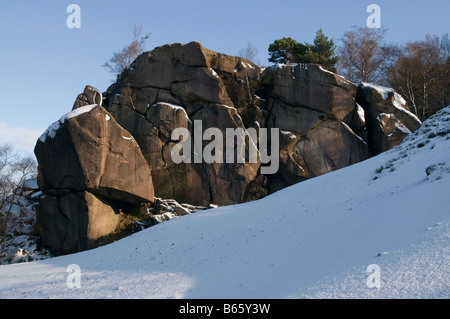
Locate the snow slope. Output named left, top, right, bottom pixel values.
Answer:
left=0, top=107, right=449, bottom=299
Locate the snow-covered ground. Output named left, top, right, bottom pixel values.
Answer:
left=0, top=107, right=449, bottom=299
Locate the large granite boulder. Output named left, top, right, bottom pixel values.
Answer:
left=106, top=42, right=259, bottom=112
left=356, top=83, right=422, bottom=155
left=35, top=104, right=154, bottom=204
left=262, top=63, right=357, bottom=122
left=261, top=63, right=370, bottom=188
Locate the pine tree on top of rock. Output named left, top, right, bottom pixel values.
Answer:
left=268, top=28, right=339, bottom=72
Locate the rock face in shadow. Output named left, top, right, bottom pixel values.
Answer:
left=356, top=83, right=422, bottom=155
left=37, top=191, right=121, bottom=253
left=34, top=42, right=422, bottom=253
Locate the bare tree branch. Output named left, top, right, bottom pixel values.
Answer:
left=338, top=26, right=386, bottom=83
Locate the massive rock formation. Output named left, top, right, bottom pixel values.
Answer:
left=34, top=41, right=422, bottom=253
left=103, top=41, right=264, bottom=206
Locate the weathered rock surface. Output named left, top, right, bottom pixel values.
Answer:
left=35, top=104, right=154, bottom=204
left=72, top=85, right=103, bottom=110
left=37, top=191, right=120, bottom=253
left=104, top=41, right=264, bottom=206
left=189, top=103, right=261, bottom=205
left=261, top=63, right=370, bottom=188
left=263, top=63, right=357, bottom=122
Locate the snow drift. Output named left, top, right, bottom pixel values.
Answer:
left=0, top=107, right=449, bottom=299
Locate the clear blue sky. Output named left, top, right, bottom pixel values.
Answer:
left=0, top=0, right=449, bottom=154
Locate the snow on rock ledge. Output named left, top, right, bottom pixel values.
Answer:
left=356, top=82, right=422, bottom=155
left=38, top=104, right=97, bottom=142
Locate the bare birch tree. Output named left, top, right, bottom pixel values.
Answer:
left=239, top=41, right=259, bottom=62
left=103, top=24, right=151, bottom=76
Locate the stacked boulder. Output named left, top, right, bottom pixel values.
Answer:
left=35, top=90, right=154, bottom=253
